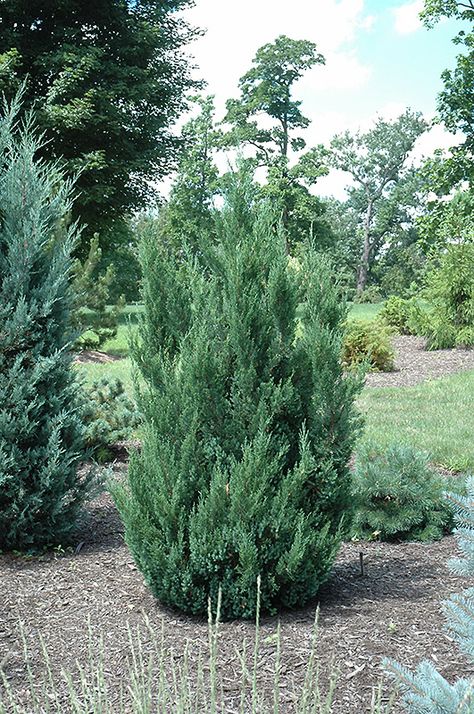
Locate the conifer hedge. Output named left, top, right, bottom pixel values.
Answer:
left=114, top=178, right=362, bottom=618
left=0, top=98, right=91, bottom=551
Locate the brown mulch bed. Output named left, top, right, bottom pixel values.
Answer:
left=365, top=335, right=474, bottom=388
left=74, top=350, right=123, bottom=364
left=1, top=473, right=472, bottom=713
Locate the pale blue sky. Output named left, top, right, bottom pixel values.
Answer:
left=179, top=0, right=464, bottom=197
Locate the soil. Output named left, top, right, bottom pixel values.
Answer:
left=365, top=335, right=474, bottom=388
left=1, top=471, right=472, bottom=713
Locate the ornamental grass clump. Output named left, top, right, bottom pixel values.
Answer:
left=0, top=96, right=91, bottom=551
left=113, top=176, right=362, bottom=619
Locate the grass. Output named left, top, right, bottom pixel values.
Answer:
left=76, top=359, right=474, bottom=471
left=358, top=369, right=474, bottom=472
left=97, top=302, right=382, bottom=358
left=348, top=302, right=384, bottom=321
left=99, top=304, right=141, bottom=357
left=78, top=301, right=474, bottom=471
left=0, top=596, right=395, bottom=714
left=75, top=358, right=135, bottom=394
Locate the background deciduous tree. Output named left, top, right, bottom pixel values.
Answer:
left=328, top=111, right=427, bottom=296
left=0, top=0, right=200, bottom=274
left=222, top=35, right=331, bottom=249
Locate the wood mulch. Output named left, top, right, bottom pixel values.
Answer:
left=1, top=467, right=472, bottom=713
left=3, top=340, right=474, bottom=711
left=74, top=349, right=123, bottom=364
left=366, top=335, right=474, bottom=388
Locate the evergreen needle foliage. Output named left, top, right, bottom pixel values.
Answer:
left=351, top=443, right=453, bottom=542
left=386, top=476, right=474, bottom=712
left=113, top=176, right=362, bottom=619
left=82, top=377, right=141, bottom=462
left=0, top=96, right=91, bottom=552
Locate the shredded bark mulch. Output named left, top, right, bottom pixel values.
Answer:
left=366, top=335, right=474, bottom=388
left=74, top=350, right=123, bottom=364
left=1, top=478, right=472, bottom=713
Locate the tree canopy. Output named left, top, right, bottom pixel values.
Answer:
left=329, top=111, right=427, bottom=295
left=0, top=0, right=200, bottom=253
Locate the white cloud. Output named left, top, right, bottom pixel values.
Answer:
left=392, top=0, right=424, bottom=35
left=411, top=123, right=464, bottom=165
left=183, top=0, right=374, bottom=118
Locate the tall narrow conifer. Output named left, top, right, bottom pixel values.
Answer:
left=0, top=97, right=90, bottom=551
left=114, top=175, right=362, bottom=618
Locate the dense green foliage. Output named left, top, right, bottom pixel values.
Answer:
left=0, top=99, right=91, bottom=552
left=0, top=0, right=198, bottom=259
left=223, top=35, right=324, bottom=162
left=72, top=234, right=125, bottom=349
left=380, top=296, right=423, bottom=335
left=329, top=114, right=426, bottom=295
left=423, top=242, right=474, bottom=349
left=157, top=96, right=220, bottom=256
left=422, top=0, right=474, bottom=191
left=352, top=444, right=453, bottom=542
left=113, top=180, right=362, bottom=619
left=82, top=378, right=140, bottom=462
left=342, top=319, right=395, bottom=372
left=386, top=474, right=474, bottom=711
left=223, top=36, right=333, bottom=250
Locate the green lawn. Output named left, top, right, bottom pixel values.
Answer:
left=75, top=358, right=135, bottom=394
left=347, top=302, right=384, bottom=321
left=358, top=369, right=474, bottom=472
left=76, top=348, right=474, bottom=472
left=82, top=300, right=473, bottom=472
left=99, top=301, right=383, bottom=358
left=100, top=304, right=141, bottom=356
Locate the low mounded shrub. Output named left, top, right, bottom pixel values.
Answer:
left=342, top=320, right=395, bottom=372
left=353, top=285, right=383, bottom=304
left=82, top=378, right=140, bottom=461
left=380, top=296, right=424, bottom=336
left=351, top=443, right=454, bottom=542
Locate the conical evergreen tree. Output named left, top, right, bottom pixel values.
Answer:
left=0, top=96, right=91, bottom=551
left=114, top=175, right=362, bottom=618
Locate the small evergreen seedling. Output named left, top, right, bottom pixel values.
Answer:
left=386, top=476, right=474, bottom=711
left=82, top=377, right=141, bottom=461
left=351, top=443, right=453, bottom=542
left=0, top=96, right=91, bottom=551
left=113, top=176, right=362, bottom=619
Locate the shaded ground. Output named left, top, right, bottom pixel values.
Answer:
left=1, top=480, right=472, bottom=713
left=366, top=335, right=474, bottom=388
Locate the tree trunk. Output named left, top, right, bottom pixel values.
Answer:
left=356, top=249, right=369, bottom=295
left=356, top=199, right=373, bottom=297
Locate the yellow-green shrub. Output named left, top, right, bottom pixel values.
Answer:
left=343, top=319, right=395, bottom=372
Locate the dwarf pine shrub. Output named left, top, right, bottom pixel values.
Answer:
left=0, top=97, right=91, bottom=551
left=113, top=177, right=362, bottom=619
left=82, top=377, right=140, bottom=462
left=386, top=476, right=474, bottom=711
left=351, top=444, right=453, bottom=542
